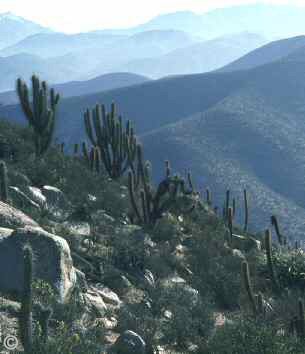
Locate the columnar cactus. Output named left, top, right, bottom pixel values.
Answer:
left=37, top=304, right=52, bottom=344
left=243, top=189, right=249, bottom=232
left=84, top=102, right=137, bottom=179
left=225, top=190, right=230, bottom=219
left=265, top=229, right=280, bottom=293
left=206, top=188, right=211, bottom=206
left=0, top=160, right=8, bottom=202
left=295, top=299, right=305, bottom=339
left=271, top=215, right=285, bottom=245
left=241, top=261, right=257, bottom=315
left=19, top=245, right=34, bottom=354
left=17, top=76, right=60, bottom=157
left=228, top=207, right=233, bottom=244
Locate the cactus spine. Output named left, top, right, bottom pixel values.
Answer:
left=19, top=245, right=33, bottom=354
left=265, top=229, right=280, bottom=293
left=84, top=102, right=137, bottom=179
left=0, top=160, right=8, bottom=202
left=17, top=76, right=60, bottom=157
left=243, top=189, right=248, bottom=232
left=241, top=261, right=257, bottom=315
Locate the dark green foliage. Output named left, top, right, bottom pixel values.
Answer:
left=0, top=160, right=8, bottom=202
left=19, top=245, right=34, bottom=354
left=203, top=316, right=303, bottom=354
left=17, top=75, right=60, bottom=157
left=84, top=102, right=137, bottom=179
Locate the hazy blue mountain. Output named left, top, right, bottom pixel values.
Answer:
left=0, top=53, right=78, bottom=92
left=96, top=4, right=305, bottom=39
left=0, top=12, right=51, bottom=50
left=80, top=30, right=197, bottom=79
left=117, top=32, right=268, bottom=78
left=0, top=32, right=126, bottom=58
left=220, top=35, right=305, bottom=72
left=0, top=72, right=150, bottom=104
left=0, top=29, right=196, bottom=81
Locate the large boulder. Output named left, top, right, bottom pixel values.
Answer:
left=0, top=201, right=38, bottom=229
left=0, top=226, right=76, bottom=303
left=9, top=186, right=41, bottom=211
left=112, top=330, right=146, bottom=354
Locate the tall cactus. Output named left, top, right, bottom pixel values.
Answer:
left=17, top=75, right=60, bottom=157
left=271, top=215, right=285, bottom=245
left=0, top=160, right=8, bottom=202
left=37, top=304, right=52, bottom=344
left=297, top=299, right=305, bottom=339
left=19, top=245, right=34, bottom=354
left=241, top=261, right=257, bottom=315
left=84, top=102, right=137, bottom=179
left=265, top=229, right=280, bottom=293
left=243, top=189, right=249, bottom=232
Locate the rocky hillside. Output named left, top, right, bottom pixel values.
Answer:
left=1, top=81, right=305, bottom=353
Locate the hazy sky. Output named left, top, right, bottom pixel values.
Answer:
left=0, top=0, right=304, bottom=33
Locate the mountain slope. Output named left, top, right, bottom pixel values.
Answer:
left=119, top=33, right=267, bottom=78
left=220, top=35, right=305, bottom=72
left=0, top=72, right=151, bottom=105
left=140, top=60, right=305, bottom=240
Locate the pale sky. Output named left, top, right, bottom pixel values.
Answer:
left=0, top=0, right=305, bottom=33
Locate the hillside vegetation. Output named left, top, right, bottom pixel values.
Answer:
left=1, top=75, right=305, bottom=354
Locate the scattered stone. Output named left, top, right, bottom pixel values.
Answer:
left=112, top=330, right=146, bottom=354
left=0, top=226, right=76, bottom=303
left=84, top=290, right=107, bottom=315
left=90, top=284, right=122, bottom=308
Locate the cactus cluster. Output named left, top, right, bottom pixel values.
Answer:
left=84, top=102, right=137, bottom=179
left=17, top=75, right=60, bottom=157
left=128, top=146, right=188, bottom=226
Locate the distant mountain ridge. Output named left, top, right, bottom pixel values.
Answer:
left=0, top=72, right=150, bottom=104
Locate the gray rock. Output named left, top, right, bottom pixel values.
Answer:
left=0, top=226, right=76, bottom=303
left=112, top=330, right=146, bottom=354
left=0, top=201, right=38, bottom=228
left=26, top=186, right=47, bottom=207
left=9, top=186, right=40, bottom=211
left=42, top=185, right=69, bottom=209
left=92, top=284, right=122, bottom=308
